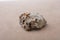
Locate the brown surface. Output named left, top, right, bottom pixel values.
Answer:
left=0, top=0, right=60, bottom=40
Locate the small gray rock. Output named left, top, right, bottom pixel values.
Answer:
left=19, top=12, right=47, bottom=31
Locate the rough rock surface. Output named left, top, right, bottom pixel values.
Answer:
left=19, top=12, right=47, bottom=31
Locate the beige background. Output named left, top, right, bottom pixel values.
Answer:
left=0, top=0, right=60, bottom=40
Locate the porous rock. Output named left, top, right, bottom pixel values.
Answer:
left=19, top=12, right=47, bottom=31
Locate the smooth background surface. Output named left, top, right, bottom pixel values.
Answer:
left=0, top=0, right=60, bottom=40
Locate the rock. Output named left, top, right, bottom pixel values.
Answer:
left=19, top=12, right=47, bottom=31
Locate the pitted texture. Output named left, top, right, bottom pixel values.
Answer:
left=19, top=12, right=47, bottom=31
